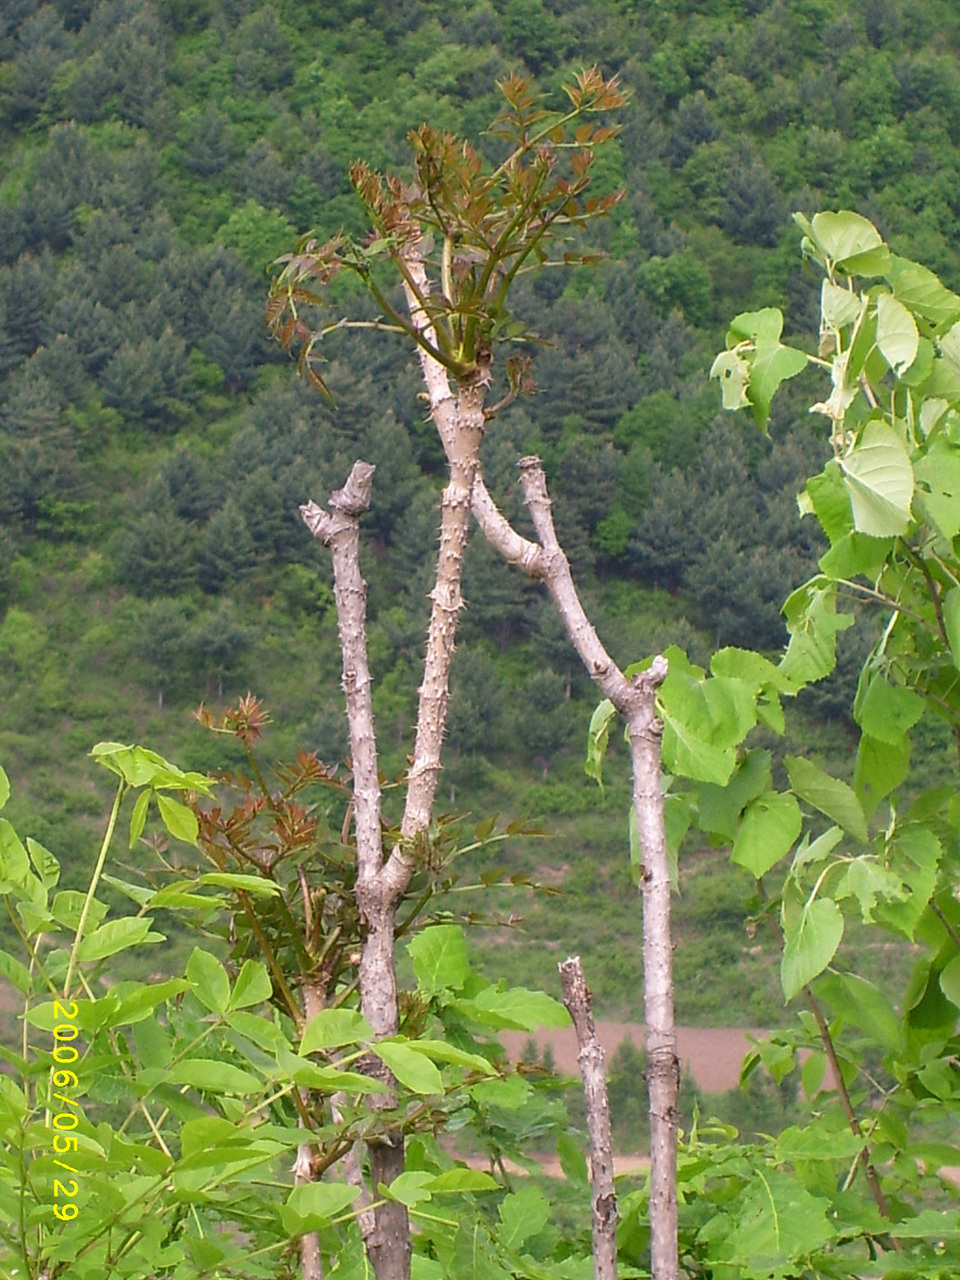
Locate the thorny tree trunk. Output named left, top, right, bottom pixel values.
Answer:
left=473, top=460, right=679, bottom=1280
left=301, top=248, right=488, bottom=1279
left=559, top=957, right=617, bottom=1280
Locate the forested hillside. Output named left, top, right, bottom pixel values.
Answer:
left=2, top=0, right=959, bottom=1019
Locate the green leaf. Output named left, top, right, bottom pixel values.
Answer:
left=836, top=858, right=907, bottom=923
left=779, top=579, right=854, bottom=686
left=0, top=819, right=29, bottom=884
left=427, top=1168, right=498, bottom=1193
left=731, top=792, right=802, bottom=878
left=793, top=825, right=844, bottom=871
left=0, top=767, right=8, bottom=811
left=876, top=292, right=919, bottom=375
left=557, top=1130, right=588, bottom=1183
left=187, top=948, right=230, bottom=1015
left=229, top=960, right=273, bottom=1010
left=660, top=710, right=736, bottom=785
left=727, top=307, right=785, bottom=345
left=839, top=420, right=914, bottom=537
left=819, top=531, right=893, bottom=581
left=457, top=985, right=570, bottom=1032
left=300, top=1008, right=372, bottom=1054
left=26, top=837, right=59, bottom=889
left=804, top=463, right=853, bottom=544
left=940, top=954, right=960, bottom=1009
left=281, top=1182, right=360, bottom=1233
left=498, top=1185, right=550, bottom=1249
left=0, top=948, right=31, bottom=996
left=914, top=440, right=960, bottom=541
left=168, top=1059, right=262, bottom=1094
left=886, top=255, right=960, bottom=325
left=747, top=340, right=808, bottom=431
left=469, top=1074, right=533, bottom=1110
left=730, top=1169, right=835, bottom=1270
left=820, top=279, right=862, bottom=330
left=781, top=898, right=844, bottom=1001
left=876, top=826, right=941, bottom=940
left=156, top=794, right=199, bottom=845
left=585, top=699, right=616, bottom=789
left=407, top=925, right=470, bottom=996
left=785, top=756, right=868, bottom=844
left=710, top=348, right=750, bottom=410
left=197, top=872, right=281, bottom=896
left=854, top=733, right=909, bottom=817
left=111, top=979, right=191, bottom=1026
left=373, top=1041, right=444, bottom=1094
left=710, top=647, right=796, bottom=694
left=817, top=972, right=901, bottom=1050
left=406, top=1040, right=496, bottom=1074
left=76, top=916, right=161, bottom=962
left=128, top=790, right=150, bottom=849
left=91, top=743, right=213, bottom=794
left=102, top=873, right=153, bottom=907
left=774, top=1120, right=866, bottom=1163
left=809, top=210, right=884, bottom=268
left=854, top=674, right=924, bottom=745
left=384, top=1171, right=433, bottom=1207
left=698, top=749, right=772, bottom=841
left=944, top=587, right=960, bottom=672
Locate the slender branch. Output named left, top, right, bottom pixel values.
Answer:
left=559, top=957, right=617, bottom=1280
left=472, top=461, right=678, bottom=1280
left=64, top=778, right=127, bottom=1000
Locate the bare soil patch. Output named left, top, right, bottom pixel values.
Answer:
left=502, top=1022, right=765, bottom=1094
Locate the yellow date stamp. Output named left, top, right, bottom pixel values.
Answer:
left=48, top=999, right=82, bottom=1220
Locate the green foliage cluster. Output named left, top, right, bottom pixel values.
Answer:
left=2, top=0, right=960, bottom=1026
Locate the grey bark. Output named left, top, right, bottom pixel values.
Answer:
left=473, top=463, right=679, bottom=1280
left=559, top=956, right=617, bottom=1280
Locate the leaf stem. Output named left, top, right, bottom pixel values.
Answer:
left=64, top=778, right=127, bottom=1000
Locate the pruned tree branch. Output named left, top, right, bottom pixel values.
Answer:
left=473, top=464, right=678, bottom=1280
left=559, top=956, right=617, bottom=1280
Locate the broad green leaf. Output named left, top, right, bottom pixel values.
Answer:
left=102, top=873, right=153, bottom=906
left=662, top=792, right=688, bottom=887
left=498, top=1185, right=550, bottom=1249
left=557, top=1130, right=588, bottom=1183
left=781, top=898, right=844, bottom=1001
left=804, top=463, right=852, bottom=544
left=944, top=587, right=960, bottom=672
left=854, top=674, right=924, bottom=745
left=407, top=925, right=470, bottom=996
left=373, top=1041, right=443, bottom=1094
left=839, top=420, right=914, bottom=536
left=793, top=825, right=844, bottom=871
left=0, top=819, right=29, bottom=884
left=585, top=698, right=616, bottom=788
left=406, top=1040, right=495, bottom=1074
left=699, top=750, right=772, bottom=841
left=886, top=255, right=960, bottom=324
left=940, top=954, right=960, bottom=1008
left=660, top=709, right=736, bottom=785
left=226, top=1011, right=285, bottom=1052
left=128, top=789, right=150, bottom=849
left=0, top=767, right=8, bottom=811
left=282, top=1182, right=359, bottom=1233
left=186, top=948, right=230, bottom=1015
left=76, top=916, right=161, bottom=962
left=197, top=872, right=281, bottom=896
left=710, top=648, right=797, bottom=694
left=731, top=792, right=802, bottom=878
left=427, top=1168, right=498, bottom=1193
left=384, top=1171, right=433, bottom=1207
left=469, top=1074, right=533, bottom=1110
left=111, top=979, right=191, bottom=1026
left=775, top=1120, right=865, bottom=1163
left=730, top=1170, right=835, bottom=1270
left=836, top=858, right=907, bottom=923
left=278, top=1046, right=387, bottom=1093
left=779, top=579, right=854, bottom=685
left=817, top=972, right=901, bottom=1050
left=876, top=292, right=919, bottom=375
left=91, top=743, right=213, bottom=794
left=0, top=948, right=31, bottom=996
left=810, top=210, right=883, bottom=268
left=167, top=1059, right=262, bottom=1094
left=854, top=733, right=909, bottom=816
left=914, top=440, right=960, bottom=541
left=819, top=531, right=893, bottom=581
left=300, top=1008, right=372, bottom=1054
left=727, top=308, right=785, bottom=345
left=876, top=826, right=941, bottom=940
left=820, top=279, right=862, bottom=330
left=156, top=794, right=199, bottom=845
left=710, top=348, right=750, bottom=410
left=785, top=756, right=868, bottom=844
left=26, top=837, right=58, bottom=888
left=229, top=960, right=272, bottom=1010
left=454, top=1223, right=512, bottom=1280
left=468, top=985, right=570, bottom=1031
left=747, top=340, right=808, bottom=431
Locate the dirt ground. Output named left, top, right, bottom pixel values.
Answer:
left=502, top=1022, right=763, bottom=1094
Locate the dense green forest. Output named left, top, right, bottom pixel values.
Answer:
left=1, top=0, right=959, bottom=1025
